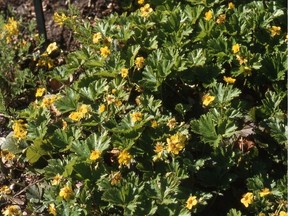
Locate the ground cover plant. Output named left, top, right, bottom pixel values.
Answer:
left=0, top=0, right=287, bottom=215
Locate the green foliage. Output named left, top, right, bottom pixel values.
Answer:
left=1, top=1, right=287, bottom=215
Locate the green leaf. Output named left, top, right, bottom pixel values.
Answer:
left=266, top=117, right=288, bottom=145
left=187, top=49, right=206, bottom=67
left=0, top=133, right=22, bottom=154
left=191, top=112, right=220, bottom=148
left=48, top=128, right=73, bottom=152
left=85, top=131, right=111, bottom=151
left=227, top=208, right=242, bottom=216
left=26, top=139, right=47, bottom=164
left=26, top=184, right=43, bottom=204
left=43, top=159, right=66, bottom=177
left=211, top=83, right=241, bottom=106
left=141, top=49, right=174, bottom=92
left=184, top=5, right=205, bottom=24
left=54, top=88, right=79, bottom=113
left=79, top=78, right=108, bottom=101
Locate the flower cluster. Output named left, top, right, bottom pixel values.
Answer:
left=2, top=17, right=19, bottom=43
left=12, top=119, right=28, bottom=139
left=69, top=104, right=90, bottom=121
left=166, top=132, right=187, bottom=155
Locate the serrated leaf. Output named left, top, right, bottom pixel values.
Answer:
left=26, top=139, right=47, bottom=163
left=79, top=78, right=108, bottom=101
left=212, top=83, right=241, bottom=106
left=48, top=128, right=73, bottom=151
left=0, top=132, right=22, bottom=154
left=54, top=89, right=79, bottom=113
left=187, top=49, right=206, bottom=67
left=141, top=49, right=174, bottom=92
left=227, top=208, right=242, bottom=216
left=85, top=131, right=111, bottom=151
left=266, top=117, right=288, bottom=145
left=191, top=113, right=220, bottom=147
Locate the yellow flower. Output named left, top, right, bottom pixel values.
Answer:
left=186, top=195, right=197, bottom=210
left=3, top=17, right=19, bottom=37
left=204, top=10, right=213, bottom=21
left=166, top=133, right=187, bottom=155
left=100, top=46, right=111, bottom=58
left=99, top=104, right=106, bottom=113
left=153, top=142, right=164, bottom=160
left=259, top=188, right=271, bottom=197
left=118, top=150, right=132, bottom=166
left=279, top=211, right=288, bottom=216
left=12, top=119, right=28, bottom=139
left=106, top=94, right=115, bottom=105
left=130, top=112, right=143, bottom=123
left=2, top=205, right=22, bottom=216
left=202, top=94, right=215, bottom=106
left=59, top=185, right=73, bottom=200
left=115, top=100, right=122, bottom=107
left=0, top=150, right=15, bottom=161
left=241, top=192, right=253, bottom=207
left=46, top=42, right=58, bottom=55
left=223, top=76, right=236, bottom=84
left=92, top=32, right=102, bottom=44
left=110, top=171, right=122, bottom=185
left=48, top=203, right=57, bottom=216
left=0, top=185, right=12, bottom=195
left=69, top=111, right=82, bottom=121
left=36, top=56, right=54, bottom=69
left=41, top=95, right=59, bottom=108
left=51, top=174, right=63, bottom=186
left=228, top=2, right=235, bottom=10
left=112, top=89, right=117, bottom=94
left=216, top=14, right=226, bottom=24
left=167, top=118, right=177, bottom=129
left=258, top=213, right=265, bottom=216
left=90, top=150, right=101, bottom=161
left=138, top=0, right=145, bottom=5
left=135, top=56, right=145, bottom=69
left=270, top=26, right=281, bottom=37
left=78, top=104, right=90, bottom=115
left=35, top=88, right=46, bottom=97
left=53, top=12, right=68, bottom=26
left=120, top=68, right=129, bottom=78
left=232, top=43, right=240, bottom=54
left=140, top=4, right=153, bottom=17
left=151, top=120, right=158, bottom=128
